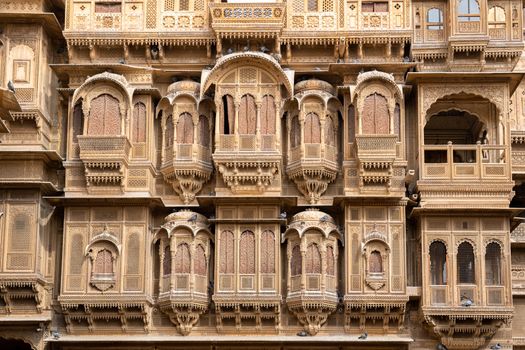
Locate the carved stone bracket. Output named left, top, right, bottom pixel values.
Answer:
left=160, top=303, right=207, bottom=336
left=0, top=279, right=49, bottom=314
left=163, top=169, right=212, bottom=204
left=213, top=299, right=281, bottom=333
left=288, top=168, right=337, bottom=204
left=288, top=301, right=337, bottom=335
left=344, top=296, right=409, bottom=333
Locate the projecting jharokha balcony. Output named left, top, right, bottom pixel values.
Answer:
left=422, top=142, right=509, bottom=180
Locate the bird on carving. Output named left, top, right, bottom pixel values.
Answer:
left=490, top=344, right=502, bottom=350
left=460, top=294, right=473, bottom=307
left=436, top=343, right=448, bottom=350
left=7, top=80, right=15, bottom=93
left=357, top=332, right=367, bottom=340
left=313, top=67, right=321, bottom=71
left=118, top=58, right=125, bottom=64
left=187, top=213, right=198, bottom=223
left=226, top=47, right=234, bottom=55
left=319, top=215, right=330, bottom=223
left=52, top=331, right=61, bottom=339
left=260, top=45, right=270, bottom=53
left=242, top=45, right=250, bottom=52
left=296, top=330, right=308, bottom=336
left=280, top=212, right=287, bottom=219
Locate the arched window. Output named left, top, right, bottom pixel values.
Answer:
left=194, top=245, right=207, bottom=276
left=198, top=115, right=210, bottom=147
left=132, top=102, right=146, bottom=143
left=72, top=103, right=84, bottom=142
left=304, top=113, right=321, bottom=143
left=261, top=230, right=275, bottom=274
left=362, top=93, right=389, bottom=134
left=427, top=8, right=444, bottom=30
left=458, top=0, right=480, bottom=21
left=348, top=104, right=355, bottom=143
left=369, top=251, right=383, bottom=273
left=239, top=230, right=255, bottom=274
left=457, top=242, right=475, bottom=284
left=325, top=115, right=336, bottom=146
left=87, top=94, right=121, bottom=135
left=291, top=115, right=301, bottom=148
left=261, top=95, right=276, bottom=135
left=220, top=231, right=234, bottom=274
left=291, top=245, right=302, bottom=276
left=327, top=246, right=335, bottom=276
left=165, top=115, right=174, bottom=147
left=222, top=95, right=235, bottom=134
left=177, top=113, right=194, bottom=144
left=430, top=241, right=447, bottom=285
left=174, top=243, right=190, bottom=274
left=488, top=6, right=506, bottom=29
left=163, top=246, right=171, bottom=276
left=305, top=243, right=321, bottom=274
left=238, top=94, right=256, bottom=134
left=93, top=249, right=113, bottom=275
left=485, top=242, right=502, bottom=285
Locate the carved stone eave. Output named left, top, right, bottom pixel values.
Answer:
left=343, top=295, right=409, bottom=333
left=422, top=306, right=513, bottom=350
left=286, top=293, right=338, bottom=335
left=57, top=297, right=153, bottom=333
left=212, top=295, right=281, bottom=333
left=417, top=182, right=515, bottom=209
left=0, top=276, right=50, bottom=314
left=282, top=208, right=342, bottom=243
left=155, top=210, right=212, bottom=241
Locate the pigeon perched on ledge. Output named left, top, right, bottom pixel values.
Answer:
left=358, top=332, right=367, bottom=340
left=7, top=80, right=15, bottom=93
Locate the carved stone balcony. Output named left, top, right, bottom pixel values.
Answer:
left=77, top=135, right=131, bottom=192
left=418, top=142, right=514, bottom=208
left=209, top=3, right=285, bottom=37
left=213, top=138, right=281, bottom=195
left=155, top=211, right=212, bottom=335
left=354, top=134, right=401, bottom=195
left=511, top=131, right=525, bottom=178
left=0, top=275, right=49, bottom=317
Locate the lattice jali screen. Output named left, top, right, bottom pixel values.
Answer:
left=124, top=232, right=141, bottom=291
left=67, top=233, right=85, bottom=291
left=146, top=0, right=157, bottom=28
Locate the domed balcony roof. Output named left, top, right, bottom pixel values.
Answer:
left=283, top=208, right=342, bottom=242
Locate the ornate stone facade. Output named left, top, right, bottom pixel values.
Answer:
left=2, top=0, right=525, bottom=350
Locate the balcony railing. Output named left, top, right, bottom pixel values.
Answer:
left=77, top=135, right=131, bottom=161
left=430, top=285, right=448, bottom=305
left=163, top=143, right=212, bottom=168
left=210, top=3, right=286, bottom=31
left=217, top=134, right=278, bottom=152
left=422, top=143, right=508, bottom=180
left=289, top=144, right=337, bottom=164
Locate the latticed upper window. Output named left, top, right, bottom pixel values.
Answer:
left=194, top=245, right=207, bottom=276
left=163, top=246, right=172, bottom=276
left=260, top=230, right=275, bottom=274
left=179, top=0, right=190, bottom=11
left=72, top=103, right=84, bottom=143
left=132, top=102, right=146, bottom=143
left=369, top=251, right=383, bottom=273
left=261, top=95, right=276, bottom=135
left=362, top=2, right=388, bottom=12
left=304, top=113, right=321, bottom=143
left=362, top=93, right=389, bottom=134
left=164, top=0, right=175, bottom=11
left=430, top=241, right=447, bottom=285
left=325, top=115, right=336, bottom=146
left=326, top=246, right=335, bottom=276
left=239, top=231, right=255, bottom=274
left=165, top=115, right=174, bottom=147
left=220, top=230, right=234, bottom=274
left=291, top=245, right=302, bottom=276
left=93, top=249, right=113, bottom=275
left=174, top=243, right=191, bottom=274
left=427, top=8, right=444, bottom=30
left=348, top=104, right=355, bottom=143
left=457, top=241, right=475, bottom=284
left=457, top=0, right=480, bottom=22
left=95, top=2, right=121, bottom=13
left=198, top=115, right=210, bottom=147
left=291, top=115, right=301, bottom=148
left=238, top=95, right=257, bottom=135
left=307, top=0, right=318, bottom=12
left=87, top=94, right=121, bottom=136
left=305, top=243, right=321, bottom=274
left=177, top=113, right=194, bottom=144
left=488, top=6, right=505, bottom=29
left=485, top=242, right=502, bottom=285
